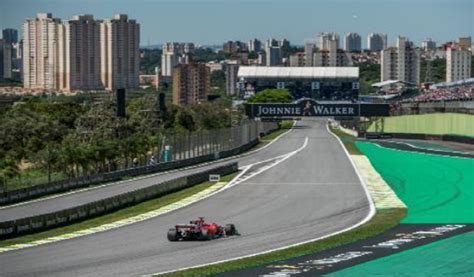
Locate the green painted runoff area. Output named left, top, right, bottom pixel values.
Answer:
left=329, top=142, right=474, bottom=276
left=355, top=142, right=474, bottom=223
left=367, top=113, right=474, bottom=137
left=329, top=230, right=474, bottom=276
left=397, top=140, right=460, bottom=153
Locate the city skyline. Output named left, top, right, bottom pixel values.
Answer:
left=1, top=0, right=473, bottom=47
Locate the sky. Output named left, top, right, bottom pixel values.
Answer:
left=1, top=0, right=473, bottom=47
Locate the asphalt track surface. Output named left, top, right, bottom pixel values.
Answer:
left=0, top=125, right=300, bottom=222
left=0, top=118, right=371, bottom=277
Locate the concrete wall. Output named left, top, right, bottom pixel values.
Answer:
left=368, top=113, right=474, bottom=137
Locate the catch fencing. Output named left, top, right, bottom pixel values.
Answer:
left=0, top=121, right=278, bottom=205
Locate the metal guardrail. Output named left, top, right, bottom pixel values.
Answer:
left=0, top=121, right=278, bottom=205
left=0, top=163, right=238, bottom=239
left=364, top=132, right=474, bottom=145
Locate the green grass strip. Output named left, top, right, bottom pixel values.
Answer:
left=157, top=126, right=406, bottom=276
left=0, top=173, right=237, bottom=248
left=0, top=124, right=288, bottom=246
left=329, top=126, right=363, bottom=155
left=159, top=209, right=406, bottom=277
left=259, top=120, right=294, bottom=142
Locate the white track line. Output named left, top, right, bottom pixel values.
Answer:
left=0, top=122, right=296, bottom=210
left=0, top=129, right=302, bottom=253
left=369, top=141, right=473, bottom=160
left=149, top=121, right=375, bottom=276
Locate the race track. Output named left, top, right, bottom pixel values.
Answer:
left=0, top=118, right=372, bottom=277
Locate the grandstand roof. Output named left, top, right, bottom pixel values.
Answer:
left=431, top=78, right=474, bottom=88
left=237, top=66, right=359, bottom=79
left=371, top=80, right=415, bottom=87
left=372, top=80, right=400, bottom=87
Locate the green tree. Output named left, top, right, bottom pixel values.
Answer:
left=0, top=158, right=19, bottom=191
left=140, top=49, right=161, bottom=74
left=34, top=144, right=61, bottom=183
left=210, top=70, right=226, bottom=94
left=177, top=109, right=197, bottom=132
left=74, top=101, right=121, bottom=143
left=127, top=94, right=162, bottom=136
left=248, top=51, right=258, bottom=59
left=193, top=48, right=230, bottom=62
left=247, top=89, right=293, bottom=103
left=420, top=58, right=446, bottom=84
left=359, top=62, right=380, bottom=94
left=191, top=102, right=232, bottom=129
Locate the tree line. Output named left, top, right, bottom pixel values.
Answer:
left=0, top=93, right=236, bottom=189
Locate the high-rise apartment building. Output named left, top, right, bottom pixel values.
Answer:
left=223, top=41, right=247, bottom=54
left=289, top=52, right=305, bottom=67
left=248, top=39, right=262, bottom=52
left=225, top=61, right=239, bottom=96
left=161, top=42, right=195, bottom=78
left=381, top=36, right=420, bottom=84
left=1, top=28, right=21, bottom=81
left=100, top=14, right=140, bottom=91
left=172, top=63, right=210, bottom=106
left=1, top=41, right=13, bottom=79
left=279, top=39, right=290, bottom=49
left=458, top=37, right=472, bottom=50
left=304, top=43, right=316, bottom=67
left=344, top=33, right=361, bottom=52
left=446, top=45, right=471, bottom=82
left=367, top=33, right=388, bottom=51
left=265, top=39, right=282, bottom=66
left=0, top=40, right=5, bottom=80
left=13, top=41, right=23, bottom=80
left=304, top=40, right=351, bottom=67
left=422, top=38, right=436, bottom=51
left=2, top=29, right=18, bottom=44
left=317, top=32, right=340, bottom=50
left=59, top=15, right=102, bottom=91
left=23, top=13, right=62, bottom=89
left=313, top=42, right=353, bottom=67
left=23, top=13, right=139, bottom=91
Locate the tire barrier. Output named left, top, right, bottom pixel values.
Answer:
left=0, top=122, right=277, bottom=206
left=0, top=162, right=238, bottom=239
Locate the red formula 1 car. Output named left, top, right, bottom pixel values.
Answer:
left=167, top=217, right=238, bottom=241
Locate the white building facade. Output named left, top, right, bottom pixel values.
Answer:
left=381, top=36, right=420, bottom=85
left=367, top=33, right=387, bottom=52
left=22, top=13, right=62, bottom=89
left=59, top=15, right=102, bottom=91
left=344, top=33, right=361, bottom=52
left=446, top=46, right=471, bottom=82
left=161, top=42, right=195, bottom=78
left=100, top=14, right=140, bottom=91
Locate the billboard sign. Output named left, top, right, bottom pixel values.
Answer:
left=245, top=99, right=390, bottom=117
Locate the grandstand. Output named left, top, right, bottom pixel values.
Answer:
left=237, top=66, right=360, bottom=101
left=405, top=78, right=474, bottom=103
left=431, top=77, right=474, bottom=89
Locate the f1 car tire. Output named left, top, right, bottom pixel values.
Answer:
left=167, top=228, right=178, bottom=241
left=225, top=224, right=236, bottom=236
left=198, top=229, right=210, bottom=241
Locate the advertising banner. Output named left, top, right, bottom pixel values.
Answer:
left=245, top=99, right=390, bottom=117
